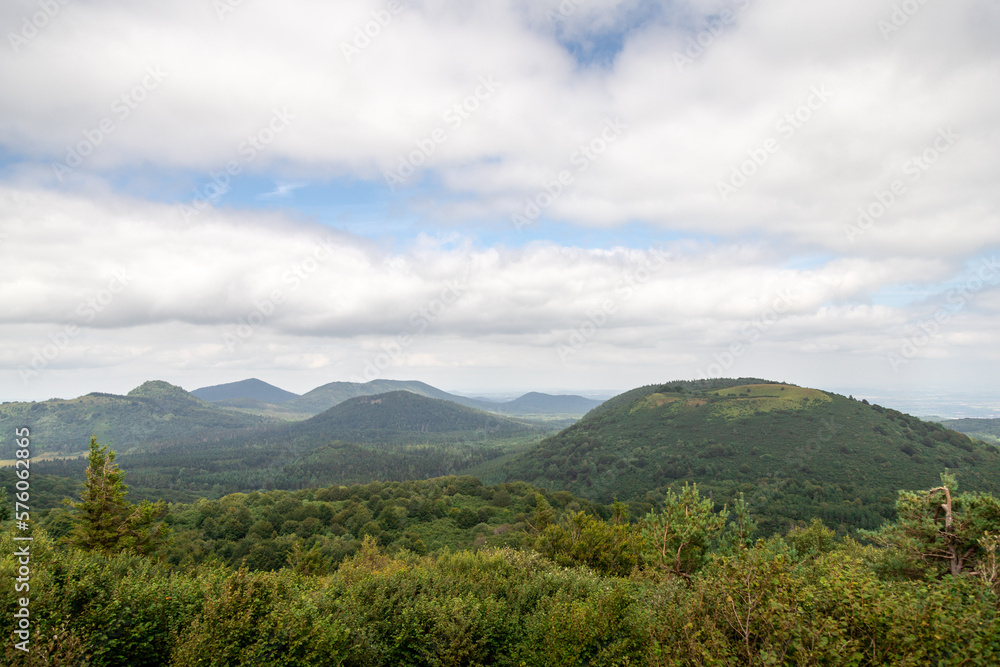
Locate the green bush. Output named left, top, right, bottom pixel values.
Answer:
left=169, top=566, right=349, bottom=667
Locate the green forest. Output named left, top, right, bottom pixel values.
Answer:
left=502, top=380, right=1000, bottom=536
left=5, top=379, right=1000, bottom=665
left=0, top=382, right=271, bottom=455
left=4, top=435, right=1000, bottom=666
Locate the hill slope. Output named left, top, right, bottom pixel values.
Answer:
left=191, top=378, right=299, bottom=404
left=497, top=392, right=603, bottom=415
left=502, top=379, right=1000, bottom=531
left=0, top=381, right=270, bottom=455
left=282, top=379, right=499, bottom=416
left=294, top=391, right=541, bottom=444
left=939, top=418, right=1000, bottom=446
left=80, top=390, right=554, bottom=500
left=195, top=378, right=603, bottom=421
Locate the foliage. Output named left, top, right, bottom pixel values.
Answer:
left=785, top=517, right=836, bottom=559
left=168, top=566, right=350, bottom=666
left=639, top=483, right=727, bottom=577
left=0, top=529, right=207, bottom=667
left=864, top=472, right=1000, bottom=579
left=940, top=417, right=1000, bottom=446
left=535, top=505, right=641, bottom=576
left=3, top=521, right=999, bottom=666
left=639, top=540, right=1000, bottom=666
left=0, top=381, right=270, bottom=455
left=64, top=437, right=167, bottom=556
left=502, top=380, right=1000, bottom=535
left=158, top=477, right=608, bottom=572
left=4, top=478, right=1000, bottom=666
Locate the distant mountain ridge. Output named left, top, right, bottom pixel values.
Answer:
left=192, top=378, right=299, bottom=404
left=190, top=377, right=603, bottom=418
left=496, top=392, right=603, bottom=415
left=0, top=377, right=602, bottom=456
left=294, top=390, right=543, bottom=444
left=286, top=379, right=498, bottom=415
left=99, top=390, right=555, bottom=500
left=0, top=380, right=269, bottom=454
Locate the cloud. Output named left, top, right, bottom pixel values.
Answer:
left=0, top=0, right=994, bottom=257
left=258, top=182, right=308, bottom=199
left=1, top=185, right=997, bottom=401
left=1, top=0, right=998, bottom=402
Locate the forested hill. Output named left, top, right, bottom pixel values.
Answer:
left=940, top=418, right=1000, bottom=445
left=496, top=392, right=603, bottom=415
left=196, top=377, right=605, bottom=419
left=502, top=380, right=1000, bottom=531
left=0, top=380, right=270, bottom=455
left=294, top=391, right=542, bottom=443
left=283, top=379, right=498, bottom=415
left=191, top=378, right=299, bottom=404
left=49, top=391, right=548, bottom=501
left=578, top=377, right=777, bottom=420
left=6, top=389, right=553, bottom=505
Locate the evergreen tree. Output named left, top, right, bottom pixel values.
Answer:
left=65, top=436, right=167, bottom=555
left=865, top=472, right=1000, bottom=578
left=527, top=493, right=555, bottom=534
left=640, top=482, right=727, bottom=577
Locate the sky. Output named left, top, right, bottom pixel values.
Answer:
left=0, top=0, right=998, bottom=414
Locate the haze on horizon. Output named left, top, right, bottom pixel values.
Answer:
left=0, top=0, right=998, bottom=412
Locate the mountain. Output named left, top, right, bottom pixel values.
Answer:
left=0, top=381, right=270, bottom=455
left=293, top=391, right=541, bottom=444
left=496, top=392, right=603, bottom=415
left=84, top=390, right=553, bottom=501
left=283, top=379, right=498, bottom=415
left=500, top=378, right=1000, bottom=532
left=191, top=378, right=299, bottom=404
left=268, top=379, right=602, bottom=419
left=939, top=418, right=1000, bottom=446
left=187, top=377, right=604, bottom=421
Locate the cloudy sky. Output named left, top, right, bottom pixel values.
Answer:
left=1, top=0, right=998, bottom=412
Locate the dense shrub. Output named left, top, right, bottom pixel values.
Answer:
left=4, top=477, right=1000, bottom=666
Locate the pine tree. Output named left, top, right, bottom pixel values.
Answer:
left=865, top=472, right=1000, bottom=578
left=640, top=483, right=727, bottom=577
left=65, top=436, right=168, bottom=555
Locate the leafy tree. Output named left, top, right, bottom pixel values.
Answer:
left=865, top=472, right=1000, bottom=578
left=640, top=482, right=727, bottom=577
left=0, top=487, right=9, bottom=521
left=453, top=507, right=479, bottom=529
left=527, top=493, right=555, bottom=534
left=65, top=436, right=167, bottom=555
left=719, top=492, right=757, bottom=555
left=286, top=539, right=331, bottom=576
left=786, top=518, right=836, bottom=559
left=535, top=509, right=641, bottom=576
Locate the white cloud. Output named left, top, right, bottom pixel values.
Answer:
left=1, top=186, right=997, bottom=400
left=1, top=0, right=998, bottom=403
left=0, top=0, right=994, bottom=256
